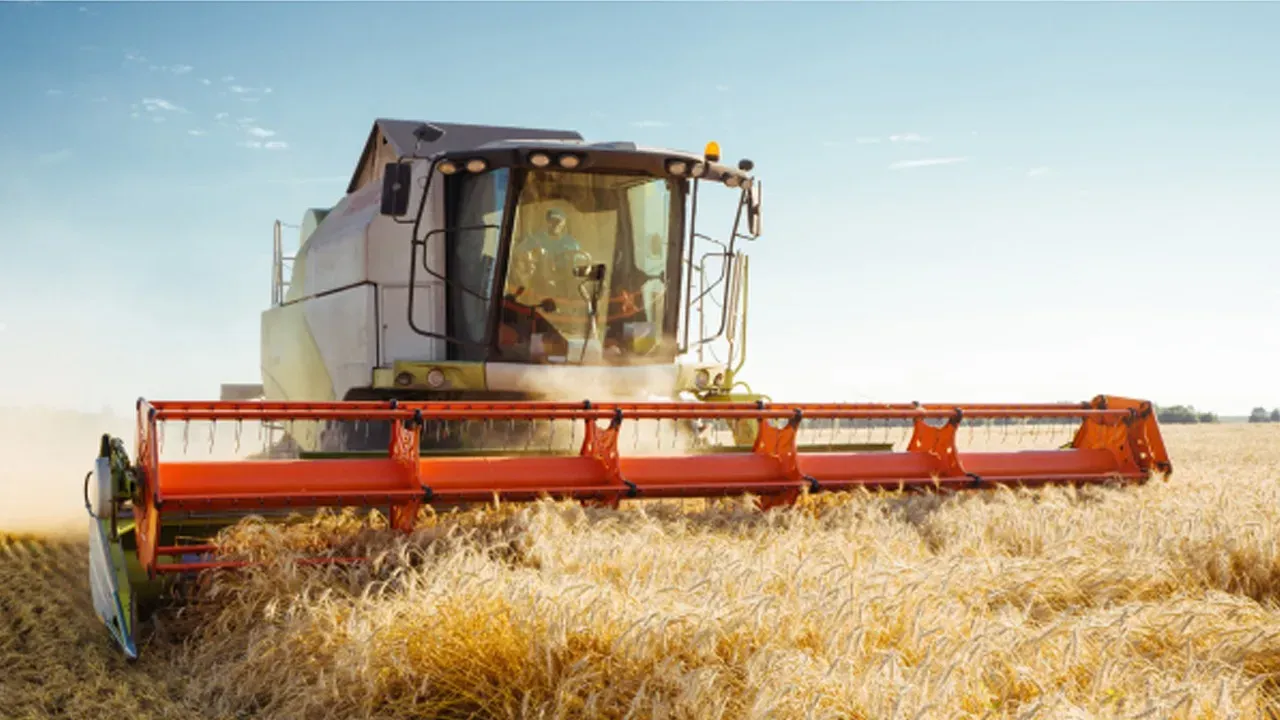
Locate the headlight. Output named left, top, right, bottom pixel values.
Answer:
left=438, top=160, right=458, bottom=175
left=425, top=368, right=446, bottom=388
left=689, top=162, right=705, bottom=178
left=724, top=174, right=741, bottom=188
left=529, top=152, right=551, bottom=168
left=666, top=159, right=688, bottom=175
left=558, top=153, right=581, bottom=169
left=465, top=158, right=487, bottom=173
left=395, top=372, right=413, bottom=387
left=694, top=369, right=711, bottom=390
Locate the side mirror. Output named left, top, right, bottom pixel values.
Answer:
left=380, top=162, right=412, bottom=216
left=745, top=181, right=762, bottom=237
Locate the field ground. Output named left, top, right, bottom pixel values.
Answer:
left=2, top=423, right=1280, bottom=719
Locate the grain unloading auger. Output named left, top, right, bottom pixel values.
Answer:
left=86, top=118, right=1172, bottom=658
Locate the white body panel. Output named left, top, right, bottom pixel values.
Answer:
left=380, top=284, right=445, bottom=364
left=304, top=285, right=378, bottom=398
left=300, top=184, right=371, bottom=291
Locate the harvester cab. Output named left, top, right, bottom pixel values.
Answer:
left=253, top=119, right=763, bottom=455
left=375, top=123, right=760, bottom=397
left=87, top=118, right=1172, bottom=660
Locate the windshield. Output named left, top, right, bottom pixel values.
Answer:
left=496, top=169, right=683, bottom=365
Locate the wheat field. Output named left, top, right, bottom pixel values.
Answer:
left=2, top=423, right=1279, bottom=719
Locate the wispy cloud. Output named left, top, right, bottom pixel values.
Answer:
left=141, top=97, right=186, bottom=113
left=1026, top=166, right=1050, bottom=178
left=715, top=84, right=730, bottom=93
left=35, top=148, right=73, bottom=166
left=888, top=156, right=969, bottom=170
left=115, top=48, right=289, bottom=151
left=239, top=140, right=288, bottom=151
left=846, top=134, right=927, bottom=145
left=630, top=120, right=670, bottom=128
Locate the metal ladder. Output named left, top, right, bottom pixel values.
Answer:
left=271, top=219, right=299, bottom=307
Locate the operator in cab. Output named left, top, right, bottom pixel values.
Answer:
left=498, top=207, right=586, bottom=357
left=505, top=208, right=582, bottom=301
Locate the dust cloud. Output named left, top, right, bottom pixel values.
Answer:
left=504, top=359, right=707, bottom=455
left=0, top=405, right=132, bottom=535
left=0, top=359, right=704, bottom=537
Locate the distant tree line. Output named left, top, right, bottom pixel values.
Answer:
left=1249, top=407, right=1280, bottom=423
left=1156, top=404, right=1280, bottom=424
left=1155, top=405, right=1220, bottom=425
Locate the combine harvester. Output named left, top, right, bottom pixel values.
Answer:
left=86, top=119, right=1172, bottom=658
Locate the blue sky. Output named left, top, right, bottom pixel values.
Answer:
left=0, top=1, right=1277, bottom=417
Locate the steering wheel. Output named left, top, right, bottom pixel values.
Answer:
left=568, top=249, right=594, bottom=278
left=507, top=244, right=594, bottom=303
left=536, top=247, right=593, bottom=299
